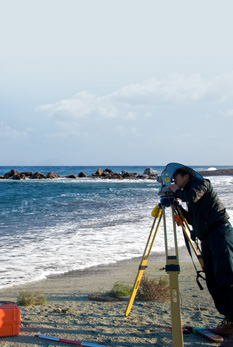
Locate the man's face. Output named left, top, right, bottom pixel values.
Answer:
left=174, top=173, right=190, bottom=189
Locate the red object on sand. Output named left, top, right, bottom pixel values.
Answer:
left=0, top=303, right=21, bottom=337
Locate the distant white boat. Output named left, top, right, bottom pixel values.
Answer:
left=207, top=167, right=217, bottom=171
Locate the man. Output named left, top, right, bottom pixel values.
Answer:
left=168, top=166, right=233, bottom=346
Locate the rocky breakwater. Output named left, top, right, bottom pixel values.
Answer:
left=0, top=169, right=61, bottom=180
left=198, top=168, right=233, bottom=176
left=0, top=168, right=158, bottom=180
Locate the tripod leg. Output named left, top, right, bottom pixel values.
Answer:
left=124, top=206, right=162, bottom=317
left=163, top=205, right=184, bottom=347
left=167, top=266, right=184, bottom=346
left=175, top=205, right=203, bottom=269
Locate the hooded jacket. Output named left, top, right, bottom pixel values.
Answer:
left=174, top=176, right=229, bottom=240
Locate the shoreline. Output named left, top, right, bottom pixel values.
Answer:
left=0, top=247, right=222, bottom=347
left=0, top=246, right=194, bottom=293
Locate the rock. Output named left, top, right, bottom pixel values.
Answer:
left=95, top=168, right=103, bottom=176
left=120, top=170, right=127, bottom=175
left=4, top=169, right=20, bottom=179
left=137, top=174, right=149, bottom=179
left=143, top=168, right=156, bottom=175
left=0, top=176, right=4, bottom=179
left=54, top=308, right=63, bottom=313
left=30, top=172, right=46, bottom=179
left=198, top=169, right=233, bottom=176
left=46, top=172, right=60, bottom=179
left=21, top=171, right=33, bottom=178
left=13, top=174, right=21, bottom=180
left=78, top=172, right=87, bottom=178
left=148, top=174, right=158, bottom=179
left=108, top=173, right=123, bottom=179
left=103, top=168, right=113, bottom=174
left=122, top=171, right=130, bottom=178
left=122, top=172, right=137, bottom=179
left=66, top=175, right=77, bottom=179
left=12, top=173, right=26, bottom=180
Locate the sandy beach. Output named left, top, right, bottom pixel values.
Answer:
left=0, top=246, right=224, bottom=347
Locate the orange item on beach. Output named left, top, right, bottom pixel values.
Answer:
left=175, top=213, right=183, bottom=226
left=0, top=303, right=21, bottom=337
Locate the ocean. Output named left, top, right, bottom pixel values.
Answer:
left=1, top=165, right=233, bottom=289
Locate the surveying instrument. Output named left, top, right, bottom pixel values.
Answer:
left=125, top=163, right=205, bottom=347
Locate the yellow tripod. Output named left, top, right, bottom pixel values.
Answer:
left=125, top=199, right=203, bottom=347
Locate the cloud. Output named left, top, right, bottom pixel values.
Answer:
left=110, top=73, right=211, bottom=103
left=112, top=72, right=233, bottom=104
left=37, top=72, right=233, bottom=122
left=0, top=121, right=32, bottom=139
left=38, top=91, right=97, bottom=118
left=37, top=90, right=138, bottom=121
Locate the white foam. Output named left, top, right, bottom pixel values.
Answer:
left=207, top=167, right=217, bottom=171
left=0, top=207, right=186, bottom=289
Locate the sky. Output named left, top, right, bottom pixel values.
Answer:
left=1, top=0, right=233, bottom=166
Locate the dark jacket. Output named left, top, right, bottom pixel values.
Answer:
left=174, top=177, right=229, bottom=240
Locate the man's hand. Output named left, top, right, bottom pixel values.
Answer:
left=168, top=184, right=179, bottom=193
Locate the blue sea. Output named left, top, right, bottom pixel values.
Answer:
left=1, top=165, right=233, bottom=289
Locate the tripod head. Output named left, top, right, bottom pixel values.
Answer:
left=157, top=163, right=202, bottom=206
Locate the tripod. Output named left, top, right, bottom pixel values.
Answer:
left=124, top=196, right=204, bottom=347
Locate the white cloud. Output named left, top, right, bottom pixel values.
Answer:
left=0, top=121, right=32, bottom=138
left=37, top=91, right=96, bottom=118
left=109, top=74, right=211, bottom=103
left=37, top=73, right=233, bottom=124
left=37, top=90, right=138, bottom=121
left=111, top=72, right=233, bottom=104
